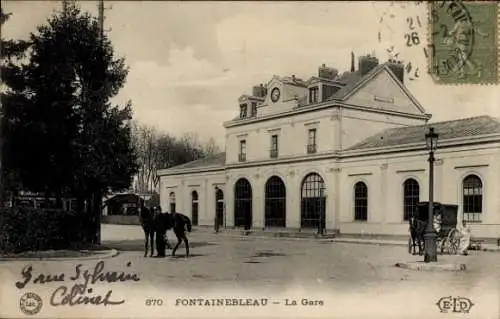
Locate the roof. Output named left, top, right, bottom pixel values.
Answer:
left=347, top=116, right=500, bottom=151
left=328, top=65, right=382, bottom=100
left=230, top=60, right=421, bottom=123
left=104, top=193, right=143, bottom=204
left=167, top=152, right=226, bottom=170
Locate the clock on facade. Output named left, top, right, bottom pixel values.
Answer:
left=270, top=87, right=280, bottom=103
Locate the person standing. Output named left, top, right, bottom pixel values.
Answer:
left=458, top=220, right=471, bottom=256
left=154, top=206, right=167, bottom=257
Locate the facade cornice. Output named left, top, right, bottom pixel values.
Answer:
left=336, top=102, right=431, bottom=120
left=157, top=166, right=224, bottom=177
left=223, top=101, right=430, bottom=129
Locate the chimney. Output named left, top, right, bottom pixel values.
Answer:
left=318, top=64, right=339, bottom=79
left=252, top=83, right=267, bottom=98
left=292, top=75, right=296, bottom=81
left=358, top=55, right=379, bottom=76
left=350, top=52, right=355, bottom=72
left=386, top=60, right=405, bottom=84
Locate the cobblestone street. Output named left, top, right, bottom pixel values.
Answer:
left=100, top=225, right=500, bottom=292
left=1, top=224, right=499, bottom=319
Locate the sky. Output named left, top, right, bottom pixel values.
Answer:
left=3, top=1, right=499, bottom=149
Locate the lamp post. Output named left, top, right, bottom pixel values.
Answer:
left=424, top=127, right=439, bottom=263
left=318, top=188, right=325, bottom=235
left=214, top=186, right=220, bottom=233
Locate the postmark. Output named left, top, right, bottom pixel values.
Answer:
left=19, top=292, right=43, bottom=316
left=428, top=1, right=499, bottom=84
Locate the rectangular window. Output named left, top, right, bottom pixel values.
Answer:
left=270, top=135, right=278, bottom=158
left=251, top=102, right=257, bottom=117
left=309, top=87, right=319, bottom=104
left=240, top=104, right=247, bottom=118
left=239, top=140, right=246, bottom=162
left=463, top=193, right=482, bottom=222
left=307, top=128, right=317, bottom=154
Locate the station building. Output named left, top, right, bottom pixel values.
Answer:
left=157, top=55, right=500, bottom=239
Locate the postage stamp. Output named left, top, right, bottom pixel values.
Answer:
left=428, top=1, right=499, bottom=84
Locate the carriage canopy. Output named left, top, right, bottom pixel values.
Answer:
left=416, top=201, right=459, bottom=232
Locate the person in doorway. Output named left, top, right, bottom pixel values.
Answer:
left=158, top=206, right=173, bottom=250
left=458, top=220, right=471, bottom=256
left=154, top=206, right=165, bottom=258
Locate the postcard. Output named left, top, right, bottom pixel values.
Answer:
left=1, top=1, right=499, bottom=318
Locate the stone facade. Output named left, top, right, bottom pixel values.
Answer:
left=158, top=56, right=500, bottom=239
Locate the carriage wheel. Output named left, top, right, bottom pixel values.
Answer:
left=447, top=229, right=460, bottom=255
left=438, top=237, right=447, bottom=255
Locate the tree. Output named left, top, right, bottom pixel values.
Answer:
left=0, top=7, right=31, bottom=204
left=3, top=4, right=137, bottom=243
left=131, top=121, right=159, bottom=193
left=130, top=122, right=223, bottom=193
left=201, top=137, right=222, bottom=157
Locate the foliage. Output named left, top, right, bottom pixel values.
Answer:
left=0, top=8, right=31, bottom=201
left=2, top=4, right=137, bottom=201
left=131, top=121, right=222, bottom=193
left=1, top=4, right=137, bottom=244
left=0, top=206, right=92, bottom=253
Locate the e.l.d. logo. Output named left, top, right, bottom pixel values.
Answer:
left=436, top=296, right=474, bottom=313
left=19, top=292, right=43, bottom=316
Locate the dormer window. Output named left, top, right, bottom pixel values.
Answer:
left=309, top=87, right=319, bottom=104
left=239, top=104, right=247, bottom=118
left=251, top=102, right=257, bottom=117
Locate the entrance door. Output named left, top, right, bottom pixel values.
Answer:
left=264, top=176, right=286, bottom=227
left=191, top=191, right=199, bottom=226
left=215, top=188, right=224, bottom=227
left=300, top=173, right=326, bottom=232
left=234, top=178, right=252, bottom=230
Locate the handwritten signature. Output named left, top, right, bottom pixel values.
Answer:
left=15, top=261, right=140, bottom=307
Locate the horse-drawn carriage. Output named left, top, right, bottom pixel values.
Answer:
left=408, top=202, right=461, bottom=255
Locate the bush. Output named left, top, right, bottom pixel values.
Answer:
left=0, top=206, right=92, bottom=254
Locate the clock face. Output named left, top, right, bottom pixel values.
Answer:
left=270, top=88, right=280, bottom=103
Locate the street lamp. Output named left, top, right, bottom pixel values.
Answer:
left=214, top=186, right=220, bottom=233
left=424, top=127, right=439, bottom=262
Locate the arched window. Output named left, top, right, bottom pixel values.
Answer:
left=169, top=192, right=176, bottom=213
left=354, top=182, right=368, bottom=221
left=300, top=173, right=326, bottom=230
left=265, top=176, right=286, bottom=227
left=462, top=174, right=483, bottom=223
left=215, top=188, right=224, bottom=227
left=191, top=191, right=199, bottom=226
left=403, top=178, right=420, bottom=221
left=234, top=178, right=252, bottom=230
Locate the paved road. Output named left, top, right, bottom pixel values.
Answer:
left=1, top=224, right=498, bottom=319
left=100, top=225, right=500, bottom=289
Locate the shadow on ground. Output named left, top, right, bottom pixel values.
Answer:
left=140, top=253, right=207, bottom=259
left=100, top=239, right=216, bottom=252
left=251, top=250, right=286, bottom=258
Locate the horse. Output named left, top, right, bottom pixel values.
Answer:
left=138, top=205, right=156, bottom=257
left=157, top=212, right=192, bottom=257
left=408, top=211, right=426, bottom=256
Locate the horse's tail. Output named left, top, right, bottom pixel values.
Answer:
left=185, top=216, right=192, bottom=232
